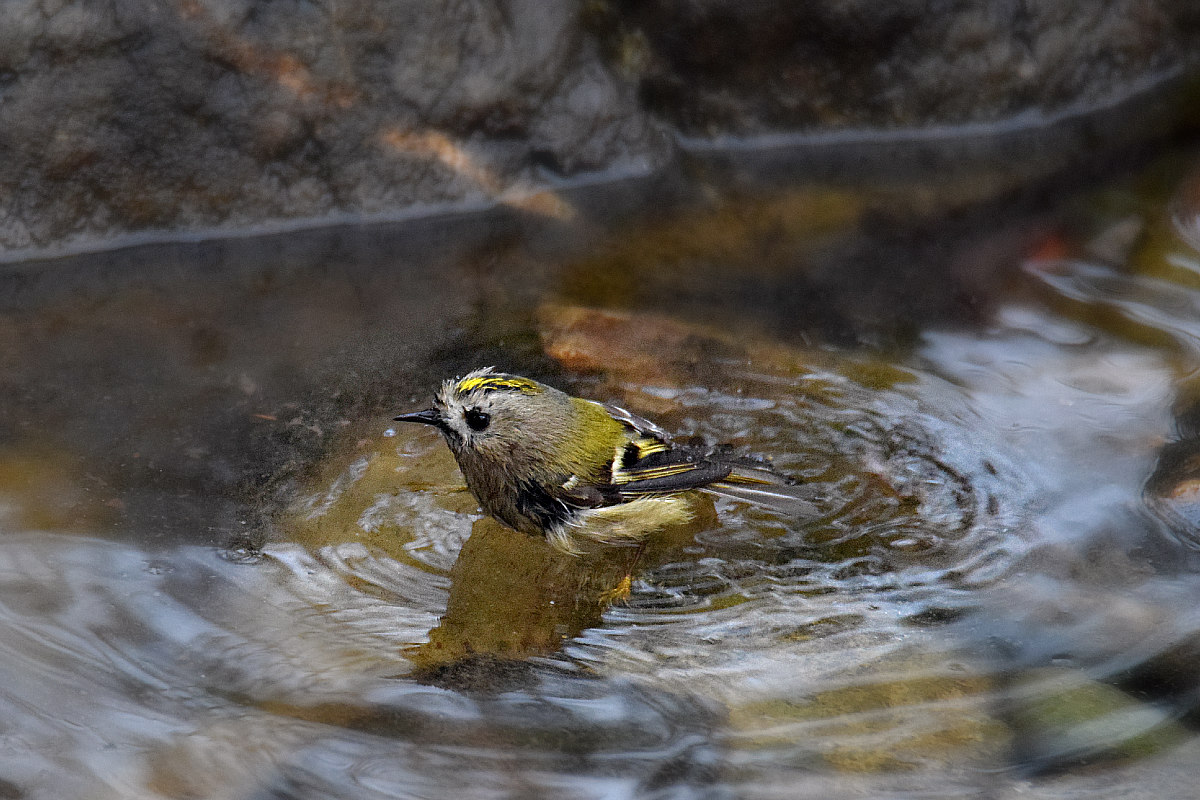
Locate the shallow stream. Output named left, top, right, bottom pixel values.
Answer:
left=3, top=146, right=1200, bottom=798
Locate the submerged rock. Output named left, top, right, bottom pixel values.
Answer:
left=1001, top=667, right=1190, bottom=774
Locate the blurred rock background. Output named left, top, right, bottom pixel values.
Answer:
left=2, top=0, right=1199, bottom=259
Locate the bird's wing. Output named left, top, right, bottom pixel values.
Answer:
left=555, top=449, right=821, bottom=519
left=614, top=447, right=823, bottom=517
left=548, top=445, right=731, bottom=509
left=606, top=440, right=735, bottom=498
left=612, top=456, right=734, bottom=497
left=571, top=402, right=822, bottom=517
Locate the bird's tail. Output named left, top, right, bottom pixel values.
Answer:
left=707, top=462, right=824, bottom=518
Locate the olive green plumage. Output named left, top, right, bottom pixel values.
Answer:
left=394, top=367, right=813, bottom=554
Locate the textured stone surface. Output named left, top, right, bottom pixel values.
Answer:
left=600, top=0, right=1200, bottom=134
left=0, top=0, right=664, bottom=257
left=2, top=0, right=1198, bottom=258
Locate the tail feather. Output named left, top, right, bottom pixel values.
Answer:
left=707, top=463, right=824, bottom=518
left=706, top=482, right=823, bottom=518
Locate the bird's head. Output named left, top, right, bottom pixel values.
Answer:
left=394, top=368, right=565, bottom=463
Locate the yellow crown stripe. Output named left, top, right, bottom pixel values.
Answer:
left=456, top=375, right=543, bottom=395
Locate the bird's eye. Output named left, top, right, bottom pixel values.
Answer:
left=464, top=408, right=490, bottom=432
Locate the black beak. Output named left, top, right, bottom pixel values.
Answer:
left=393, top=408, right=445, bottom=429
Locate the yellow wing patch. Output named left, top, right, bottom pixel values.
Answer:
left=609, top=436, right=672, bottom=484
left=612, top=462, right=697, bottom=485
left=631, top=437, right=668, bottom=458
left=455, top=374, right=543, bottom=396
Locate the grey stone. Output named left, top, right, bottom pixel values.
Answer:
left=0, top=0, right=664, bottom=258
left=605, top=0, right=1198, bottom=133
left=2, top=0, right=1197, bottom=259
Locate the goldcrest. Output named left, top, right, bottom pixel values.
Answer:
left=394, top=367, right=813, bottom=554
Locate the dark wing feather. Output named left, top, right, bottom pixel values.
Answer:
left=612, top=458, right=733, bottom=497
left=607, top=440, right=737, bottom=498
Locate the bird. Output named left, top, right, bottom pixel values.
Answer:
left=394, top=367, right=816, bottom=558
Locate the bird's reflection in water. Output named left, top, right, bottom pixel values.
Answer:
left=412, top=503, right=717, bottom=675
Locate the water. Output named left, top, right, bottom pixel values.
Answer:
left=2, top=150, right=1200, bottom=798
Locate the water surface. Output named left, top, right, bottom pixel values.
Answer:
left=2, top=150, right=1200, bottom=799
